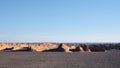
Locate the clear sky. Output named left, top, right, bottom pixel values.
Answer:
left=0, top=0, right=120, bottom=43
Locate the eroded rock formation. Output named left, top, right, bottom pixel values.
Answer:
left=0, top=43, right=119, bottom=52
left=56, top=44, right=71, bottom=52
left=81, top=45, right=91, bottom=52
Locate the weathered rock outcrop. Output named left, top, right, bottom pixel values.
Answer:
left=68, top=45, right=76, bottom=50
left=0, top=43, right=119, bottom=52
left=56, top=44, right=71, bottom=52
left=30, top=43, right=58, bottom=52
left=81, top=45, right=91, bottom=52
left=13, top=47, right=32, bottom=51
left=75, top=46, right=84, bottom=52
left=0, top=43, right=58, bottom=52
left=70, top=46, right=84, bottom=52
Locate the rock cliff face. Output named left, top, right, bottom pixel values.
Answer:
left=0, top=43, right=119, bottom=52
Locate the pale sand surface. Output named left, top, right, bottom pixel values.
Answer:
left=0, top=50, right=120, bottom=68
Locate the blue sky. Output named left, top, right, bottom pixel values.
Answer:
left=0, top=0, right=120, bottom=43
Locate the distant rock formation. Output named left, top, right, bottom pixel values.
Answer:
left=81, top=45, right=91, bottom=52
left=13, top=47, right=32, bottom=52
left=68, top=45, right=76, bottom=50
left=0, top=43, right=120, bottom=52
left=75, top=46, right=84, bottom=52
left=30, top=43, right=58, bottom=52
left=56, top=44, right=71, bottom=52
left=70, top=46, right=84, bottom=52
left=0, top=43, right=58, bottom=52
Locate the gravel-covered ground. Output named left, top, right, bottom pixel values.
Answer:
left=0, top=50, right=120, bottom=68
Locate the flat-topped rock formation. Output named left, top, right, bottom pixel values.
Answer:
left=0, top=43, right=120, bottom=52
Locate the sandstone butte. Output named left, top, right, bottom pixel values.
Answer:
left=0, top=43, right=109, bottom=52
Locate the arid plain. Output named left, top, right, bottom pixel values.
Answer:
left=0, top=50, right=120, bottom=68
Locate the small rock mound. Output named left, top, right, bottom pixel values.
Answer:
left=70, top=46, right=84, bottom=52
left=81, top=45, right=91, bottom=52
left=57, top=44, right=70, bottom=52
left=13, top=47, right=32, bottom=52
left=75, top=46, right=84, bottom=52
left=30, top=43, right=58, bottom=52
left=3, top=47, right=14, bottom=51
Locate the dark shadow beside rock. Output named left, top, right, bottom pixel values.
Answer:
left=3, top=47, right=14, bottom=51
left=89, top=47, right=106, bottom=52
left=13, top=47, right=32, bottom=52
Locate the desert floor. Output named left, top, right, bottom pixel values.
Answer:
left=0, top=50, right=120, bottom=68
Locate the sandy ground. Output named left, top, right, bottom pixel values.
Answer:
left=0, top=50, right=120, bottom=68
